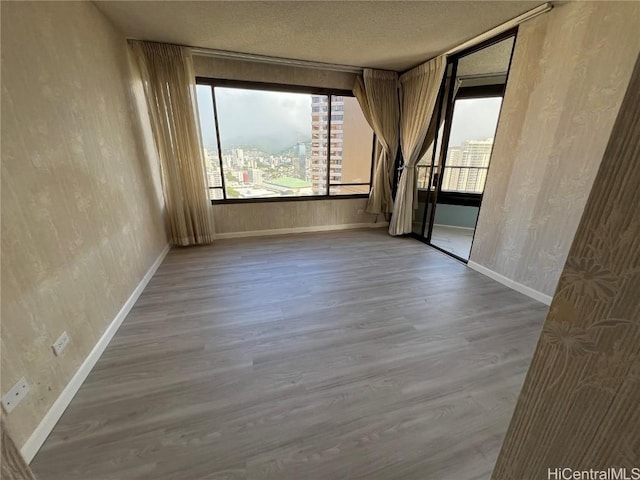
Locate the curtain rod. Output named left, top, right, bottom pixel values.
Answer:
left=444, top=2, right=553, bottom=57
left=190, top=47, right=364, bottom=74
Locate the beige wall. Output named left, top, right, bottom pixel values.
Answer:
left=193, top=55, right=356, bottom=91
left=1, top=416, right=35, bottom=480
left=493, top=52, right=640, bottom=480
left=213, top=198, right=381, bottom=235
left=1, top=1, right=167, bottom=449
left=470, top=2, right=640, bottom=297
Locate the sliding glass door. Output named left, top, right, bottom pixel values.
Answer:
left=430, top=90, right=504, bottom=259
left=410, top=31, right=516, bottom=262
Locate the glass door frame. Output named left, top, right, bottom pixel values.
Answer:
left=414, top=71, right=448, bottom=242
left=408, top=27, right=518, bottom=263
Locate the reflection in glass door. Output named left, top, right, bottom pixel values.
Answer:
left=409, top=32, right=516, bottom=262
left=430, top=94, right=503, bottom=259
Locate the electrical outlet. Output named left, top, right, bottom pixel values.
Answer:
left=52, top=331, right=70, bottom=356
left=357, top=209, right=364, bottom=214
left=2, top=377, right=30, bottom=413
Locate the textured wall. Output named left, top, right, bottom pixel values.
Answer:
left=193, top=55, right=356, bottom=91
left=1, top=1, right=167, bottom=448
left=213, top=198, right=381, bottom=235
left=493, top=52, right=640, bottom=480
left=1, top=416, right=35, bottom=480
left=470, top=2, right=640, bottom=297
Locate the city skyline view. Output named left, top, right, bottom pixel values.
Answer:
left=441, top=97, right=502, bottom=193
left=198, top=91, right=502, bottom=152
left=196, top=85, right=373, bottom=199
left=197, top=86, right=502, bottom=199
left=417, top=96, right=503, bottom=193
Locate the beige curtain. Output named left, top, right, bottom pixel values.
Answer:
left=389, top=56, right=446, bottom=235
left=130, top=41, right=214, bottom=246
left=353, top=69, right=400, bottom=214
left=417, top=77, right=460, bottom=162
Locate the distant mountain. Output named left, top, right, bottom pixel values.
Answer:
left=223, top=133, right=311, bottom=155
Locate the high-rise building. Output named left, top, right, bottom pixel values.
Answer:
left=294, top=142, right=307, bottom=180
left=442, top=138, right=494, bottom=193
left=248, top=168, right=263, bottom=185
left=203, top=148, right=222, bottom=191
left=310, top=96, right=372, bottom=195
left=311, top=96, right=330, bottom=194
left=232, top=148, right=244, bottom=162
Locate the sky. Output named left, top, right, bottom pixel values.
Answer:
left=197, top=85, right=503, bottom=153
left=448, top=97, right=503, bottom=147
left=196, top=85, right=312, bottom=154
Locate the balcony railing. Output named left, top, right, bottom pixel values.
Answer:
left=416, top=164, right=489, bottom=194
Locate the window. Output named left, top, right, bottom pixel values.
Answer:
left=415, top=123, right=445, bottom=192
left=195, top=85, right=224, bottom=200
left=440, top=96, right=503, bottom=194
left=414, top=88, right=504, bottom=195
left=196, top=80, right=374, bottom=202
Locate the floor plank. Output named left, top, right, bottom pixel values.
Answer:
left=31, top=229, right=547, bottom=480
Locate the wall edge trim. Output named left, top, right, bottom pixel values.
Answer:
left=214, top=222, right=389, bottom=239
left=21, top=243, right=171, bottom=463
left=467, top=260, right=552, bottom=305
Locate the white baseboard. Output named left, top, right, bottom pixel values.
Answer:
left=432, top=223, right=475, bottom=231
left=214, top=221, right=388, bottom=240
left=467, top=260, right=552, bottom=305
left=21, top=244, right=171, bottom=463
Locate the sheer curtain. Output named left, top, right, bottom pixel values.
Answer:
left=353, top=69, right=400, bottom=214
left=130, top=41, right=215, bottom=246
left=417, top=78, right=460, bottom=162
left=389, top=56, right=446, bottom=235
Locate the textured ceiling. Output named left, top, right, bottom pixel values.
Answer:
left=457, top=36, right=515, bottom=77
left=95, top=1, right=542, bottom=71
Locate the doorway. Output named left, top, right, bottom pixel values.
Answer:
left=411, top=31, right=516, bottom=262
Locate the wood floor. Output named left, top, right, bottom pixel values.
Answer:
left=31, top=229, right=548, bottom=480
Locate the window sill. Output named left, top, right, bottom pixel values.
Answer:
left=211, top=194, right=369, bottom=205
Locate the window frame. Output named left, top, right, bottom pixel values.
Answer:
left=435, top=83, right=506, bottom=201
left=195, top=77, right=375, bottom=204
